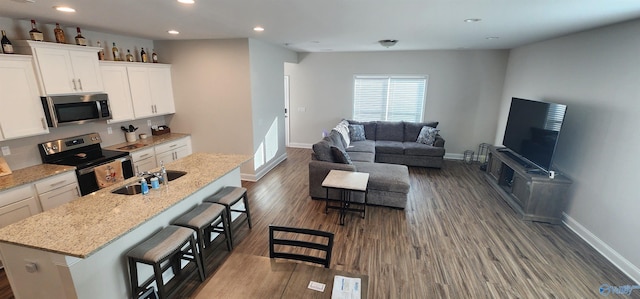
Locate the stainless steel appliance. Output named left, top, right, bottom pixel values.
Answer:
left=41, top=93, right=112, bottom=127
left=38, top=133, right=134, bottom=196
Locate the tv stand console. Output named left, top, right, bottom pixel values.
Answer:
left=484, top=146, right=572, bottom=224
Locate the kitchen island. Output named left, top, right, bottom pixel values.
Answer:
left=0, top=152, right=250, bottom=299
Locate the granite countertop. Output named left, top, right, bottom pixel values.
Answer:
left=0, top=152, right=250, bottom=258
left=0, top=164, right=76, bottom=193
left=103, top=133, right=191, bottom=153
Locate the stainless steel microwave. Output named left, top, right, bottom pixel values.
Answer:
left=41, top=93, right=112, bottom=127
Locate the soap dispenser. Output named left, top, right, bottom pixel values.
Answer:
left=160, top=161, right=168, bottom=185
left=140, top=177, right=149, bottom=195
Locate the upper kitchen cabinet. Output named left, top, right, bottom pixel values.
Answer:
left=0, top=55, right=49, bottom=141
left=128, top=64, right=176, bottom=118
left=15, top=41, right=103, bottom=95
left=100, top=62, right=135, bottom=123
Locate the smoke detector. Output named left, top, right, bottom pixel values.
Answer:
left=378, top=39, right=398, bottom=48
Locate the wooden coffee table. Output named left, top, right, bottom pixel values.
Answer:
left=321, top=170, right=369, bottom=225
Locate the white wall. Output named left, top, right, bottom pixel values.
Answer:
left=498, top=19, right=640, bottom=281
left=248, top=39, right=297, bottom=178
left=284, top=50, right=509, bottom=157
left=154, top=39, right=255, bottom=175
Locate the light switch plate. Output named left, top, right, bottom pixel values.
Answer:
left=107, top=127, right=113, bottom=134
left=1, top=146, right=10, bottom=156
left=147, top=120, right=152, bottom=127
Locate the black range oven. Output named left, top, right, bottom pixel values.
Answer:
left=38, top=133, right=134, bottom=196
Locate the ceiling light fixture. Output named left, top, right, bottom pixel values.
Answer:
left=378, top=39, right=398, bottom=48
left=54, top=6, right=76, bottom=12
left=464, top=18, right=481, bottom=23
left=485, top=36, right=500, bottom=40
left=168, top=30, right=180, bottom=35
left=177, top=0, right=195, bottom=4
left=253, top=26, right=265, bottom=32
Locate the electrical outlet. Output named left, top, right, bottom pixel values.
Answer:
left=147, top=120, right=152, bottom=127
left=107, top=127, right=113, bottom=134
left=1, top=146, right=10, bottom=156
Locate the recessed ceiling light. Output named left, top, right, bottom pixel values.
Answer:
left=253, top=26, right=265, bottom=32
left=177, top=0, right=194, bottom=4
left=54, top=6, right=76, bottom=12
left=485, top=36, right=500, bottom=40
left=464, top=18, right=481, bottom=23
left=168, top=30, right=180, bottom=35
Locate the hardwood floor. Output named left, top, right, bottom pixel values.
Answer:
left=0, top=147, right=636, bottom=298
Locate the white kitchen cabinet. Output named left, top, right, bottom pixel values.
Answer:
left=100, top=63, right=135, bottom=123
left=155, top=136, right=192, bottom=165
left=15, top=41, right=103, bottom=95
left=34, top=171, right=80, bottom=211
left=128, top=64, right=175, bottom=119
left=131, top=147, right=156, bottom=174
left=0, top=184, right=40, bottom=229
left=0, top=55, right=49, bottom=141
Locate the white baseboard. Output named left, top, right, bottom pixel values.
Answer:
left=240, top=152, right=288, bottom=182
left=445, top=153, right=464, bottom=160
left=563, top=213, right=640, bottom=284
left=287, top=142, right=312, bottom=149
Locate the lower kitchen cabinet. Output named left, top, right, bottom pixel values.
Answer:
left=131, top=147, right=156, bottom=174
left=0, top=185, right=41, bottom=228
left=155, top=136, right=192, bottom=165
left=34, top=171, right=80, bottom=211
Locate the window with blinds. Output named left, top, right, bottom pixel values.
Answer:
left=353, top=75, right=428, bottom=122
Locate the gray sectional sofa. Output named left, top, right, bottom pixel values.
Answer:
left=308, top=120, right=445, bottom=209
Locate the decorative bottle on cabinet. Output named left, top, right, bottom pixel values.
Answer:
left=112, top=42, right=121, bottom=61
left=96, top=41, right=105, bottom=60
left=152, top=49, right=158, bottom=63
left=54, top=23, right=65, bottom=43
left=125, top=49, right=134, bottom=62
left=29, top=20, right=44, bottom=41
left=140, top=47, right=148, bottom=63
left=74, top=27, right=86, bottom=46
left=1, top=30, right=14, bottom=54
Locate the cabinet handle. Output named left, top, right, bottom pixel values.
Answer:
left=49, top=180, right=67, bottom=188
left=140, top=154, right=149, bottom=158
left=78, top=79, right=83, bottom=91
left=169, top=144, right=177, bottom=148
left=0, top=122, right=4, bottom=137
left=135, top=165, right=140, bottom=173
left=41, top=118, right=47, bottom=129
left=72, top=79, right=77, bottom=90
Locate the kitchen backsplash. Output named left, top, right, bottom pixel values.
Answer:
left=0, top=116, right=167, bottom=170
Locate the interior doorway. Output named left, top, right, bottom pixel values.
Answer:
left=284, top=75, right=290, bottom=147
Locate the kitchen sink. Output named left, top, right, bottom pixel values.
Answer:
left=111, top=170, right=188, bottom=195
left=116, top=143, right=147, bottom=150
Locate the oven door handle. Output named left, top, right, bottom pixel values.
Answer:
left=77, top=155, right=133, bottom=176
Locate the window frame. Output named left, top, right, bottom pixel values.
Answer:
left=352, top=75, right=428, bottom=122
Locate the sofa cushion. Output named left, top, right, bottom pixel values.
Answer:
left=404, top=142, right=446, bottom=157
left=375, top=121, right=404, bottom=141
left=347, top=120, right=377, bottom=140
left=347, top=151, right=375, bottom=163
left=375, top=140, right=405, bottom=154
left=334, top=120, right=351, bottom=146
left=346, top=140, right=376, bottom=153
left=328, top=130, right=346, bottom=151
left=404, top=121, right=439, bottom=142
left=353, top=162, right=410, bottom=194
left=331, top=146, right=352, bottom=164
left=348, top=124, right=366, bottom=141
left=312, top=140, right=335, bottom=162
left=416, top=126, right=439, bottom=145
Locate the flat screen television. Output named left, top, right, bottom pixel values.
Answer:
left=502, top=97, right=567, bottom=172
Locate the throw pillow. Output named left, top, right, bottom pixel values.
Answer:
left=312, top=140, right=335, bottom=162
left=330, top=146, right=353, bottom=164
left=348, top=124, right=366, bottom=141
left=334, top=120, right=351, bottom=146
left=416, top=126, right=440, bottom=146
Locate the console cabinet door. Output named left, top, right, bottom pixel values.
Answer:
left=510, top=174, right=529, bottom=207
left=488, top=154, right=502, bottom=180
left=0, top=56, right=49, bottom=141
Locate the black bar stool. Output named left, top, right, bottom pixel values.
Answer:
left=126, top=225, right=205, bottom=299
left=203, top=186, right=252, bottom=247
left=172, top=202, right=232, bottom=266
